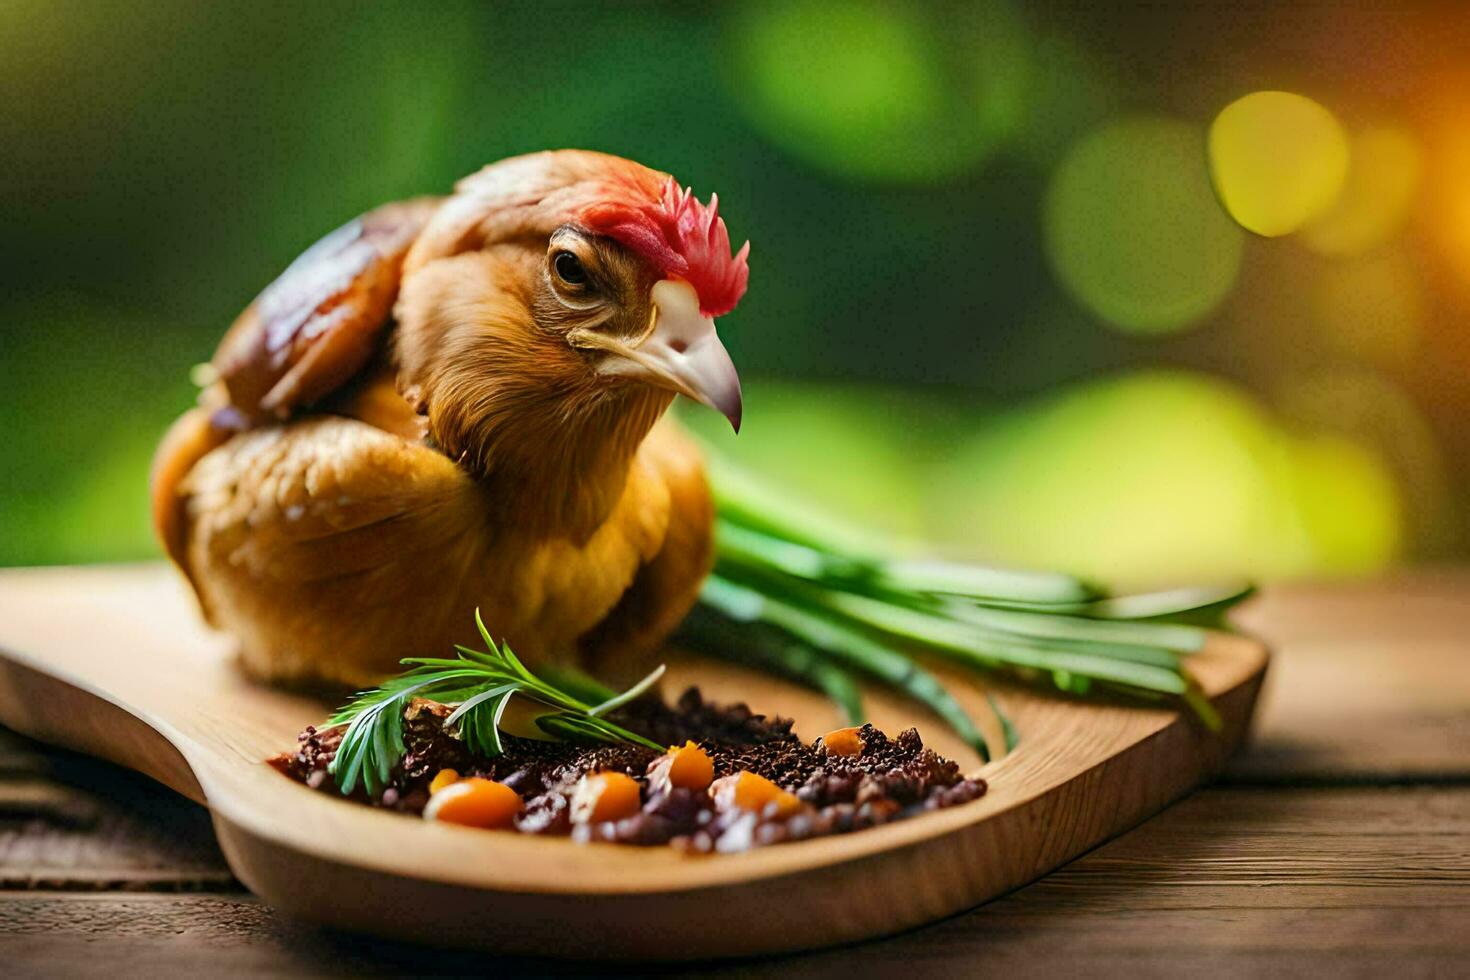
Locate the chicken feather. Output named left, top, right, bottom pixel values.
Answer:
left=153, top=151, right=745, bottom=688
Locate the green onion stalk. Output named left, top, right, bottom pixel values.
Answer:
left=677, top=451, right=1252, bottom=761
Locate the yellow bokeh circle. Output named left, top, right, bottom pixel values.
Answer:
left=1209, top=91, right=1350, bottom=237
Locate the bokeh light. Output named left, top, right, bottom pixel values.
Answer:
left=1427, top=118, right=1470, bottom=291
left=2, top=3, right=1466, bottom=584
left=933, top=372, right=1402, bottom=586
left=1209, top=91, right=1350, bottom=237
left=1301, top=126, right=1421, bottom=256
left=1276, top=369, right=1455, bottom=556
left=678, top=381, right=939, bottom=541
left=932, top=372, right=1311, bottom=586
left=722, top=0, right=1029, bottom=182
left=1279, top=433, right=1402, bottom=574
left=1044, top=117, right=1245, bottom=335
left=686, top=374, right=1404, bottom=588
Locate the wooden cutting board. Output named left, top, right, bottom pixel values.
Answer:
left=0, top=564, right=1267, bottom=960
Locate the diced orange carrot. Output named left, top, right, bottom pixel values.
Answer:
left=428, top=768, right=460, bottom=795
left=667, top=740, right=715, bottom=790
left=650, top=740, right=714, bottom=792
left=570, top=771, right=642, bottom=825
left=820, top=726, right=866, bottom=757
left=423, top=777, right=520, bottom=829
left=710, top=770, right=803, bottom=817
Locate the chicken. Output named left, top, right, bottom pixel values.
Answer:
left=150, top=151, right=749, bottom=689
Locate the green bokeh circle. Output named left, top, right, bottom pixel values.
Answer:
left=723, top=0, right=1031, bottom=183
left=1044, top=117, right=1245, bottom=334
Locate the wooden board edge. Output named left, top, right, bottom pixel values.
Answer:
left=0, top=605, right=1269, bottom=959
left=214, top=662, right=1266, bottom=959
left=0, top=624, right=1269, bottom=895
left=0, top=650, right=205, bottom=804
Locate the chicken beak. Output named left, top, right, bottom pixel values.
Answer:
left=597, top=278, right=743, bottom=432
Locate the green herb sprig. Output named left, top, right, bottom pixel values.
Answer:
left=682, top=450, right=1253, bottom=760
left=326, top=610, right=664, bottom=796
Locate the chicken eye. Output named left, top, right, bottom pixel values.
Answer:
left=553, top=251, right=588, bottom=286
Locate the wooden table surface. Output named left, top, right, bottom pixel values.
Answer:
left=2, top=570, right=1466, bottom=977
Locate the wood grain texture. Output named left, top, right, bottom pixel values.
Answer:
left=0, top=564, right=1265, bottom=959
left=0, top=729, right=228, bottom=892
left=1230, top=569, right=1470, bottom=781
left=0, top=788, right=1463, bottom=977
left=2, top=569, right=1465, bottom=975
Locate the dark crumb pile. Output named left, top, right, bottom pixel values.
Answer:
left=273, top=688, right=986, bottom=853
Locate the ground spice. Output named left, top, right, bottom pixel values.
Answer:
left=273, top=688, right=987, bottom=852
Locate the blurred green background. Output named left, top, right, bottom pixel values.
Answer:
left=2, top=1, right=1467, bottom=588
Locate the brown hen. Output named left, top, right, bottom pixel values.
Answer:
left=151, top=151, right=749, bottom=688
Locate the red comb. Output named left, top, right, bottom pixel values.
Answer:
left=581, top=177, right=750, bottom=317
